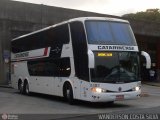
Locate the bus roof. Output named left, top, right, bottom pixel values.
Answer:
left=12, top=17, right=129, bottom=41
left=68, top=17, right=128, bottom=23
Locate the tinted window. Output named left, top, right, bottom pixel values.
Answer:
left=70, top=22, right=89, bottom=81
left=46, top=24, right=69, bottom=58
left=12, top=24, right=69, bottom=53
left=45, top=24, right=70, bottom=46
left=12, top=32, right=46, bottom=53
left=85, top=21, right=137, bottom=45
left=27, top=57, right=71, bottom=77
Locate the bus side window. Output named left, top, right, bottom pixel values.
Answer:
left=27, top=57, right=71, bottom=77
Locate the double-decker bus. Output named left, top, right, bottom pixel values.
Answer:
left=11, top=17, right=151, bottom=104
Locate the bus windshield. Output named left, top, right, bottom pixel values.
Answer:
left=85, top=20, right=137, bottom=46
left=90, top=52, right=140, bottom=83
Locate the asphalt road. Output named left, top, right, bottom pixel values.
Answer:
left=0, top=84, right=160, bottom=120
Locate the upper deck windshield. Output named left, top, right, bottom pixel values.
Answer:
left=85, top=20, right=137, bottom=46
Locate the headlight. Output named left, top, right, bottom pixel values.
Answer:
left=135, top=86, right=140, bottom=91
left=91, top=87, right=106, bottom=93
left=132, top=86, right=141, bottom=91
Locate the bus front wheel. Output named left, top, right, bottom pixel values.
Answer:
left=64, top=83, right=74, bottom=105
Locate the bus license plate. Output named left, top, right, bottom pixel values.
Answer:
left=116, top=95, right=124, bottom=100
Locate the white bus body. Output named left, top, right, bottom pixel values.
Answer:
left=11, top=17, right=142, bottom=104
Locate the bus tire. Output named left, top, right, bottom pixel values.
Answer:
left=18, top=80, right=23, bottom=94
left=64, top=83, right=74, bottom=105
left=23, top=81, right=30, bottom=95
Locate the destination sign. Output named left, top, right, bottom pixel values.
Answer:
left=98, top=45, right=134, bottom=51
left=97, top=52, right=113, bottom=57
left=88, top=45, right=139, bottom=51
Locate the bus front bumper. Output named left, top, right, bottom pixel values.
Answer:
left=90, top=91, right=141, bottom=102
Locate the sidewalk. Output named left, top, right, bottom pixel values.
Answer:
left=0, top=84, right=11, bottom=88
left=142, top=81, right=160, bottom=87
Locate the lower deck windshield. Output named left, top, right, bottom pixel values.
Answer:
left=90, top=52, right=140, bottom=83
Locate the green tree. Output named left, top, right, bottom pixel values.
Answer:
left=122, top=9, right=160, bottom=23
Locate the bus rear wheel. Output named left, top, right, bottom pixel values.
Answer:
left=64, top=83, right=74, bottom=105
left=18, top=81, right=23, bottom=94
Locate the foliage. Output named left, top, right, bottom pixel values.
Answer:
left=122, top=9, right=160, bottom=23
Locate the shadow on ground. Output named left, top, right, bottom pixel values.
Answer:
left=14, top=91, right=130, bottom=109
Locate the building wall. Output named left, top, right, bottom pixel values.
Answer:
left=0, top=20, right=11, bottom=84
